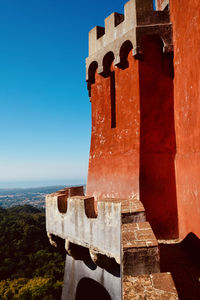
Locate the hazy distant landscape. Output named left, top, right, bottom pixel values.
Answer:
left=0, top=186, right=66, bottom=208
left=0, top=184, right=86, bottom=208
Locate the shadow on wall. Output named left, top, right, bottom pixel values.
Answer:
left=160, top=232, right=200, bottom=300
left=75, top=278, right=111, bottom=300
left=139, top=34, right=178, bottom=239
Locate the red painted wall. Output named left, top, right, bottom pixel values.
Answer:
left=171, top=0, right=200, bottom=239
left=139, top=35, right=178, bottom=238
left=87, top=38, right=178, bottom=238
left=87, top=0, right=200, bottom=239
left=86, top=51, right=140, bottom=201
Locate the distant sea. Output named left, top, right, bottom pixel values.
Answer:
left=0, top=179, right=86, bottom=189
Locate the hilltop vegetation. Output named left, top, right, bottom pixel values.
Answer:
left=0, top=205, right=66, bottom=300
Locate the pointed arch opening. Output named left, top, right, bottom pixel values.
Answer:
left=87, top=61, right=98, bottom=97
left=102, top=51, right=115, bottom=77
left=88, top=61, right=98, bottom=84
left=101, top=51, right=116, bottom=128
left=118, top=40, right=133, bottom=69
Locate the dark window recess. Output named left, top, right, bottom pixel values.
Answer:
left=110, top=71, right=116, bottom=128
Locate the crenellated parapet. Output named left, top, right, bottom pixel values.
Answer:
left=46, top=187, right=121, bottom=263
left=46, top=187, right=147, bottom=265
left=86, top=0, right=173, bottom=85
left=46, top=186, right=178, bottom=299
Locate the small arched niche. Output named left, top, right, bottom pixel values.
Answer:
left=101, top=51, right=116, bottom=128
left=57, top=195, right=68, bottom=214
left=75, top=278, right=112, bottom=300
left=88, top=61, right=98, bottom=84
left=87, top=61, right=98, bottom=97
left=101, top=51, right=115, bottom=77
left=118, top=40, right=133, bottom=69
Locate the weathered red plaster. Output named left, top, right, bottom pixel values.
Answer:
left=170, top=0, right=200, bottom=239
left=87, top=37, right=178, bottom=238
left=87, top=51, right=140, bottom=201
left=139, top=35, right=178, bottom=238
left=86, top=0, right=200, bottom=240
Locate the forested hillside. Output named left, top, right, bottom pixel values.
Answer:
left=0, top=205, right=66, bottom=299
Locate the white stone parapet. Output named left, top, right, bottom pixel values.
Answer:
left=46, top=187, right=179, bottom=299
left=46, top=192, right=121, bottom=263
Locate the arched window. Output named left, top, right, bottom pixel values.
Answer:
left=102, top=52, right=116, bottom=128
left=87, top=61, right=98, bottom=97
left=119, top=40, right=133, bottom=69
left=88, top=61, right=98, bottom=85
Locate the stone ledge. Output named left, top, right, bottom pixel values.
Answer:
left=122, top=222, right=160, bottom=276
left=99, top=198, right=145, bottom=213
left=122, top=222, right=158, bottom=248
left=99, top=198, right=146, bottom=223
left=123, top=272, right=178, bottom=300
left=46, top=192, right=121, bottom=262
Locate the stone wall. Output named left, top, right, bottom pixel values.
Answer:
left=45, top=187, right=178, bottom=299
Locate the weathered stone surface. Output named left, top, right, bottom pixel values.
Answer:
left=99, top=198, right=146, bottom=223
left=46, top=191, right=121, bottom=263
left=62, top=255, right=121, bottom=300
left=53, top=186, right=84, bottom=213
left=122, top=222, right=158, bottom=248
left=46, top=188, right=179, bottom=299
left=123, top=273, right=178, bottom=300
left=122, top=222, right=160, bottom=276
left=86, top=0, right=173, bottom=81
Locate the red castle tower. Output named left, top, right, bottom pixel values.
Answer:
left=86, top=0, right=175, bottom=239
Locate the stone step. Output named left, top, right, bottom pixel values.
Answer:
left=123, top=272, right=179, bottom=300
left=122, top=222, right=160, bottom=276
left=46, top=187, right=179, bottom=299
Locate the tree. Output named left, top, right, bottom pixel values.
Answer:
left=0, top=205, right=65, bottom=299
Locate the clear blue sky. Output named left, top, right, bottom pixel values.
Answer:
left=0, top=0, right=126, bottom=187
